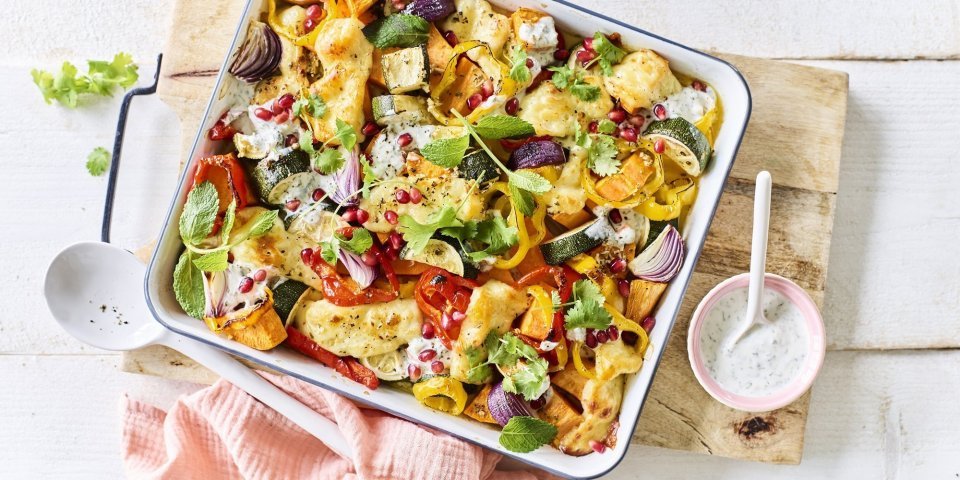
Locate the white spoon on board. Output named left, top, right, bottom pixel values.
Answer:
left=43, top=241, right=355, bottom=459
left=726, top=171, right=773, bottom=350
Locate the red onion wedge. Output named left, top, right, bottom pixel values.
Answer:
left=488, top=381, right=534, bottom=426
left=330, top=148, right=361, bottom=207
left=202, top=271, right=228, bottom=318
left=628, top=224, right=684, bottom=282
left=339, top=249, right=377, bottom=289
left=229, top=22, right=282, bottom=83
left=403, top=0, right=456, bottom=21
left=507, top=140, right=566, bottom=170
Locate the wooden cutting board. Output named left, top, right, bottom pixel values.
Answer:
left=123, top=0, right=847, bottom=465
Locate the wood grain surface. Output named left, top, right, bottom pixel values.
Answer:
left=120, top=0, right=848, bottom=465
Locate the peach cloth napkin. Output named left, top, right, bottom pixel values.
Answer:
left=121, top=372, right=553, bottom=480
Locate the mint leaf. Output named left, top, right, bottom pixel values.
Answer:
left=591, top=32, right=626, bottom=76
left=563, top=279, right=612, bottom=330
left=474, top=115, right=535, bottom=140
left=86, top=147, right=110, bottom=176
left=293, top=93, right=326, bottom=118
left=314, top=148, right=345, bottom=174
left=362, top=14, right=429, bottom=48
left=508, top=46, right=531, bottom=83
left=334, top=118, right=357, bottom=150
left=337, top=228, right=373, bottom=255
left=179, top=181, right=220, bottom=246
left=193, top=249, right=229, bottom=272
left=246, top=210, right=279, bottom=237
left=421, top=135, right=470, bottom=168
left=508, top=184, right=536, bottom=216
left=587, top=135, right=620, bottom=176
left=499, top=416, right=557, bottom=453
left=220, top=200, right=236, bottom=244
left=398, top=204, right=463, bottom=253
left=173, top=251, right=205, bottom=319
left=508, top=170, right=551, bottom=194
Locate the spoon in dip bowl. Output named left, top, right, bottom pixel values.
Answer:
left=726, top=171, right=772, bottom=349
left=44, top=241, right=355, bottom=458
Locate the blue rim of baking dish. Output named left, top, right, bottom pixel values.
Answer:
left=142, top=1, right=752, bottom=477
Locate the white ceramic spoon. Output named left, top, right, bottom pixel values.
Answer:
left=726, top=171, right=773, bottom=349
left=43, top=241, right=354, bottom=459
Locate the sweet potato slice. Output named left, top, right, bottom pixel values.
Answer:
left=463, top=384, right=500, bottom=425
left=625, top=279, right=668, bottom=321
left=594, top=151, right=656, bottom=202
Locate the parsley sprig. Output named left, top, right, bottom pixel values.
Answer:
left=86, top=147, right=110, bottom=177
left=547, top=65, right=600, bottom=102
left=32, top=53, right=139, bottom=108
left=575, top=122, right=621, bottom=177
left=551, top=279, right=613, bottom=330
left=584, top=33, right=627, bottom=75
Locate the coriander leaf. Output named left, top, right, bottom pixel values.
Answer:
left=320, top=239, right=339, bottom=264
left=362, top=14, right=429, bottom=48
left=592, top=32, right=626, bottom=76
left=474, top=216, right=518, bottom=255
left=550, top=291, right=563, bottom=311
left=193, top=249, right=229, bottom=272
left=361, top=162, right=378, bottom=198
left=487, top=332, right=539, bottom=367
left=573, top=279, right=606, bottom=308
left=570, top=80, right=600, bottom=101
left=597, top=119, right=617, bottom=134
left=178, top=181, right=220, bottom=246
left=32, top=53, right=138, bottom=108
left=508, top=183, right=536, bottom=216
left=548, top=66, right=573, bottom=90
left=502, top=357, right=549, bottom=401
left=574, top=121, right=591, bottom=148
left=508, top=169, right=551, bottom=194
left=398, top=204, right=463, bottom=253
left=563, top=279, right=613, bottom=330
left=173, top=251, right=205, bottom=319
left=86, top=147, right=110, bottom=176
left=86, top=52, right=139, bottom=95
left=587, top=134, right=620, bottom=177
left=314, top=148, right=345, bottom=174
left=299, top=129, right=317, bottom=155
left=220, top=200, right=237, bottom=244
left=293, top=93, right=326, bottom=118
left=421, top=135, right=470, bottom=168
left=440, top=219, right=478, bottom=241
left=337, top=228, right=373, bottom=255
left=474, top=115, right=536, bottom=140
left=508, top=46, right=531, bottom=83
left=334, top=118, right=357, bottom=150
left=499, top=416, right=557, bottom=453
left=464, top=346, right=494, bottom=384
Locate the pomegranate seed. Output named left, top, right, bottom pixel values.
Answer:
left=341, top=208, right=358, bottom=223
left=583, top=37, right=595, bottom=51
left=589, top=440, right=606, bottom=454
left=277, top=93, right=295, bottom=109
left=554, top=48, right=569, bottom=61
left=505, top=97, right=519, bottom=115
left=619, top=127, right=638, bottom=142
left=608, top=209, right=623, bottom=224
left=588, top=120, right=598, bottom=133
left=441, top=311, right=455, bottom=331
left=361, top=250, right=378, bottom=267
left=303, top=17, right=317, bottom=32
left=271, top=100, right=285, bottom=115
left=607, top=325, right=620, bottom=341
left=253, top=269, right=267, bottom=282
left=389, top=232, right=405, bottom=251
left=641, top=316, right=656, bottom=333
left=361, top=121, right=379, bottom=136
left=253, top=107, right=273, bottom=121
left=466, top=93, right=483, bottom=110
left=285, top=199, right=301, bottom=211
left=397, top=133, right=413, bottom=147
left=305, top=4, right=323, bottom=19
left=621, top=331, right=639, bottom=346
left=238, top=277, right=254, bottom=293
left=452, top=311, right=466, bottom=323
left=443, top=30, right=458, bottom=46
left=392, top=0, right=405, bottom=8
left=596, top=330, right=609, bottom=344
left=409, top=188, right=423, bottom=204
left=284, top=134, right=299, bottom=147
left=481, top=79, right=494, bottom=99
left=653, top=103, right=667, bottom=120
left=585, top=330, right=598, bottom=348
left=408, top=364, right=422, bottom=382
left=384, top=210, right=399, bottom=225
left=227, top=252, right=235, bottom=263
left=654, top=138, right=666, bottom=153
left=692, top=79, right=707, bottom=92
left=609, top=258, right=626, bottom=273
left=422, top=322, right=436, bottom=339
left=395, top=189, right=410, bottom=204
left=273, top=111, right=290, bottom=124
left=530, top=397, right=546, bottom=410
left=300, top=248, right=314, bottom=264
left=427, top=361, right=443, bottom=374
left=311, top=188, right=325, bottom=202
left=607, top=108, right=627, bottom=123
left=576, top=49, right=596, bottom=64
left=525, top=58, right=534, bottom=68
left=617, top=279, right=631, bottom=298
left=418, top=349, right=437, bottom=362
left=628, top=115, right=645, bottom=127
left=355, top=209, right=370, bottom=224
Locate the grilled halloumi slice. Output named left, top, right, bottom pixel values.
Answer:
left=306, top=18, right=373, bottom=144
left=253, top=34, right=321, bottom=105
left=546, top=368, right=625, bottom=456
left=602, top=49, right=682, bottom=113
left=360, top=173, right=486, bottom=233
left=449, top=280, right=529, bottom=383
left=440, top=0, right=510, bottom=57
left=519, top=78, right=614, bottom=138
left=292, top=298, right=423, bottom=358
left=229, top=207, right=323, bottom=289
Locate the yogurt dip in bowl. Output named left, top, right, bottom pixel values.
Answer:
left=687, top=272, right=825, bottom=412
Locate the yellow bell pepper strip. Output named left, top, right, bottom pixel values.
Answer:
left=488, top=182, right=547, bottom=270
left=412, top=376, right=468, bottom=415
left=571, top=342, right=597, bottom=380
left=429, top=41, right=519, bottom=125
left=551, top=336, right=569, bottom=373
left=571, top=303, right=650, bottom=380
left=638, top=177, right=698, bottom=221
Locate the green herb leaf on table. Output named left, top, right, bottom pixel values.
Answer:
left=362, top=14, right=429, bottom=48
left=86, top=147, right=110, bottom=176
left=32, top=53, right=139, bottom=108
left=590, top=32, right=627, bottom=76
left=334, top=118, right=358, bottom=150
left=421, top=135, right=470, bottom=168
left=507, top=46, right=531, bottom=83
left=192, top=249, right=230, bottom=272
left=473, top=115, right=536, bottom=140
left=398, top=205, right=464, bottom=253
left=85, top=53, right=140, bottom=95
left=563, top=279, right=613, bottom=330
left=173, top=251, right=205, bottom=319
left=293, top=93, right=326, bottom=118
left=178, top=181, right=220, bottom=246
left=499, top=416, right=557, bottom=453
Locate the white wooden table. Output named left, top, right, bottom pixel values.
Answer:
left=2, top=0, right=958, bottom=477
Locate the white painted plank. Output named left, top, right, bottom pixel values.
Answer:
left=2, top=351, right=957, bottom=478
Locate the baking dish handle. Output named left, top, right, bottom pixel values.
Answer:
left=101, top=54, right=163, bottom=244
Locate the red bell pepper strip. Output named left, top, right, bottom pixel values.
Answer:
left=191, top=153, right=257, bottom=213
left=415, top=267, right=478, bottom=349
left=307, top=255, right=398, bottom=307
left=285, top=326, right=380, bottom=389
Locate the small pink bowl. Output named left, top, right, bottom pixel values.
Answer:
left=687, top=273, right=826, bottom=412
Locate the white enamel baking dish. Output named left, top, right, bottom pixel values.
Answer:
left=144, top=1, right=751, bottom=477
